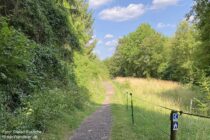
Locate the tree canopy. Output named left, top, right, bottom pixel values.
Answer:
left=105, top=20, right=210, bottom=114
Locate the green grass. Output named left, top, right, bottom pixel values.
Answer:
left=111, top=77, right=210, bottom=140
left=38, top=53, right=109, bottom=139
left=39, top=80, right=106, bottom=140
left=40, top=102, right=101, bottom=140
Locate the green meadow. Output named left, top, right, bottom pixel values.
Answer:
left=111, top=77, right=210, bottom=140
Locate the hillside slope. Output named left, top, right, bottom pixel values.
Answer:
left=0, top=1, right=110, bottom=139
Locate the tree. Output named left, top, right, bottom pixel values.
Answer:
left=166, top=21, right=199, bottom=83
left=188, top=0, right=210, bottom=75
left=108, top=24, right=166, bottom=78
left=188, top=0, right=210, bottom=114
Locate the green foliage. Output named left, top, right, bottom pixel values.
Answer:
left=188, top=0, right=210, bottom=74
left=0, top=19, right=36, bottom=111
left=107, top=22, right=198, bottom=81
left=0, top=0, right=79, bottom=47
left=188, top=0, right=210, bottom=112
left=74, top=52, right=109, bottom=85
left=73, top=52, right=109, bottom=104
left=112, top=78, right=210, bottom=140
left=165, top=21, right=199, bottom=83
left=106, top=21, right=210, bottom=114
left=0, top=1, right=106, bottom=139
left=194, top=73, right=210, bottom=114
left=28, top=87, right=85, bottom=131
left=106, top=24, right=167, bottom=78
left=105, top=2, right=210, bottom=114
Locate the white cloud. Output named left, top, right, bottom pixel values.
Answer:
left=157, top=22, right=176, bottom=28
left=92, top=35, right=96, bottom=39
left=182, top=15, right=196, bottom=23
left=89, top=0, right=112, bottom=9
left=108, top=46, right=116, bottom=51
left=88, top=39, right=95, bottom=45
left=104, top=34, right=114, bottom=39
left=105, top=39, right=118, bottom=46
left=97, top=39, right=103, bottom=45
left=151, top=0, right=179, bottom=9
left=92, top=49, right=101, bottom=55
left=86, top=35, right=96, bottom=46
left=99, top=4, right=145, bottom=22
left=188, top=15, right=195, bottom=22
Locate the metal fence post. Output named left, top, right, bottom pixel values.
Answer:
left=126, top=92, right=129, bottom=110
left=170, top=111, right=178, bottom=140
left=130, top=93, right=134, bottom=124
left=190, top=99, right=193, bottom=113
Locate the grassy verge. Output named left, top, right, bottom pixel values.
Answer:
left=111, top=77, right=210, bottom=140
left=39, top=53, right=109, bottom=139
left=41, top=106, right=98, bottom=140
left=38, top=78, right=106, bottom=139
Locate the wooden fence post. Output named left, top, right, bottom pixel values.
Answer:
left=170, top=111, right=178, bottom=140
left=130, top=93, right=134, bottom=124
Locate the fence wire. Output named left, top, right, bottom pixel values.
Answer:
left=125, top=92, right=210, bottom=140
left=130, top=94, right=210, bottom=119
left=133, top=98, right=170, bottom=137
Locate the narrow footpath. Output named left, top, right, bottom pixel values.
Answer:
left=70, top=82, right=114, bottom=140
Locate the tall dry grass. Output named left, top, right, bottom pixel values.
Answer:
left=115, top=77, right=198, bottom=111
left=111, top=77, right=210, bottom=140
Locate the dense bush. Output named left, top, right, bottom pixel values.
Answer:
left=0, top=0, right=100, bottom=136
left=0, top=0, right=80, bottom=47
left=0, top=19, right=36, bottom=111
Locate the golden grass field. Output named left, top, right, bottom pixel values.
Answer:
left=111, top=77, right=210, bottom=140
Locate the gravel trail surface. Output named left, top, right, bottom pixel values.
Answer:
left=70, top=82, right=114, bottom=140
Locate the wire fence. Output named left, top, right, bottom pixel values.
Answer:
left=132, top=94, right=210, bottom=119
left=124, top=92, right=210, bottom=140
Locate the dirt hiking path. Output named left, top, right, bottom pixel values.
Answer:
left=70, top=82, right=114, bottom=140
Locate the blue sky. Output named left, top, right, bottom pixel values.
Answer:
left=88, top=0, right=194, bottom=60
